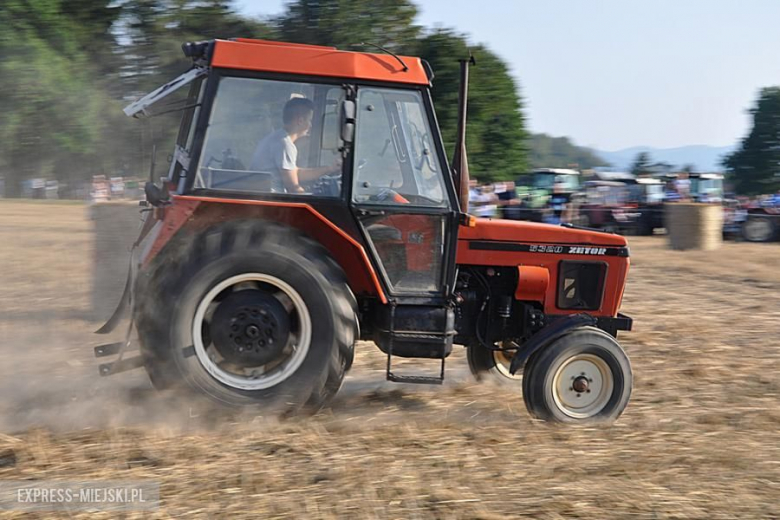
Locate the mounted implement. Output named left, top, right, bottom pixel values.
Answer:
left=96, top=38, right=633, bottom=423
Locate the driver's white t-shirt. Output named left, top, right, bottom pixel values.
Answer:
left=249, top=129, right=297, bottom=192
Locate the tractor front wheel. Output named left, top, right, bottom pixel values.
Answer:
left=742, top=215, right=776, bottom=242
left=522, top=327, right=632, bottom=423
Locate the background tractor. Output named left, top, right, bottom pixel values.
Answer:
left=96, top=38, right=633, bottom=423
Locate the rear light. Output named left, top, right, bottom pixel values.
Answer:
left=557, top=261, right=607, bottom=310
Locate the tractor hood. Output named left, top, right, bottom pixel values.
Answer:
left=460, top=218, right=628, bottom=247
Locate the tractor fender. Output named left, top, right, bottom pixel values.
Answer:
left=508, top=313, right=598, bottom=375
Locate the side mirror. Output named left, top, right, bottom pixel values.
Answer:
left=340, top=100, right=356, bottom=144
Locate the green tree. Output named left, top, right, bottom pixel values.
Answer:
left=277, top=0, right=420, bottom=51
left=630, top=152, right=653, bottom=177
left=528, top=133, right=608, bottom=170
left=723, top=87, right=780, bottom=195
left=0, top=0, right=121, bottom=197
left=412, top=30, right=528, bottom=182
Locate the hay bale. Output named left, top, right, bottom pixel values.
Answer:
left=666, top=203, right=723, bottom=251
left=89, top=201, right=143, bottom=322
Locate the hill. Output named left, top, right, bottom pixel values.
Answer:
left=528, top=133, right=608, bottom=170
left=594, top=145, right=734, bottom=172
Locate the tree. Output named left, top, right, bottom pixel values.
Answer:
left=0, top=0, right=122, bottom=197
left=277, top=0, right=420, bottom=51
left=630, top=152, right=653, bottom=177
left=528, top=133, right=608, bottom=170
left=412, top=29, right=528, bottom=182
left=723, top=87, right=780, bottom=195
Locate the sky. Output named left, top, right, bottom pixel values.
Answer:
left=235, top=0, right=780, bottom=152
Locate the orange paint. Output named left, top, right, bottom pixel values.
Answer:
left=457, top=219, right=629, bottom=317
left=171, top=195, right=387, bottom=303
left=515, top=266, right=550, bottom=303
left=211, top=39, right=430, bottom=86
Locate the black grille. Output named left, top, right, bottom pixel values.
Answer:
left=557, top=261, right=607, bottom=310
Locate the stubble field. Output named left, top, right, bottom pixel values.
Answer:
left=0, top=200, right=779, bottom=518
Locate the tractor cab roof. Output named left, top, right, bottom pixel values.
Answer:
left=211, top=38, right=430, bottom=86
left=532, top=168, right=580, bottom=176
left=124, top=38, right=432, bottom=118
left=635, top=177, right=663, bottom=185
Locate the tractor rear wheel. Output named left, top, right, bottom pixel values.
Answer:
left=522, top=327, right=632, bottom=423
left=136, top=221, right=356, bottom=412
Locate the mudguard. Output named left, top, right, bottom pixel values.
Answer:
left=508, top=313, right=598, bottom=375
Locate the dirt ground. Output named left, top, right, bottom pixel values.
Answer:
left=0, top=200, right=779, bottom=519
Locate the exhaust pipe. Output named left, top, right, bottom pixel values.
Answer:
left=451, top=55, right=475, bottom=213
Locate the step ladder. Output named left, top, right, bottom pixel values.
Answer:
left=384, top=303, right=446, bottom=385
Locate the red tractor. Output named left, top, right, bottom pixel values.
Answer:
left=95, top=38, right=633, bottom=423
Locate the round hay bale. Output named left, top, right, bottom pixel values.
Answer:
left=89, top=201, right=143, bottom=322
left=666, top=203, right=723, bottom=251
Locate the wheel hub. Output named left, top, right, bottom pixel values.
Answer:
left=553, top=354, right=614, bottom=418
left=572, top=375, right=589, bottom=393
left=210, top=290, right=291, bottom=366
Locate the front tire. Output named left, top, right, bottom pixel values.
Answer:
left=523, top=327, right=632, bottom=423
left=136, top=221, right=356, bottom=412
left=742, top=215, right=776, bottom=242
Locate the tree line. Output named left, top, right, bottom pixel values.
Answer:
left=0, top=0, right=534, bottom=197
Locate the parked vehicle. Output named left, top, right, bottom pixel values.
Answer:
left=741, top=195, right=780, bottom=242
left=514, top=169, right=582, bottom=223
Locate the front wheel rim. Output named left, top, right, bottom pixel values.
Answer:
left=552, top=353, right=613, bottom=418
left=192, top=273, right=312, bottom=391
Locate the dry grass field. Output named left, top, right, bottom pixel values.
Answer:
left=1, top=200, right=779, bottom=518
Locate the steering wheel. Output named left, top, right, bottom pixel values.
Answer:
left=311, top=174, right=342, bottom=197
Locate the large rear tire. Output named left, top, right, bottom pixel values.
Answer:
left=135, top=221, right=356, bottom=412
left=523, top=327, right=632, bottom=423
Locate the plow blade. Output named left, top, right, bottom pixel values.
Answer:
left=94, top=265, right=131, bottom=334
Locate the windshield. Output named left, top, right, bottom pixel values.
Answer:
left=352, top=87, right=447, bottom=207
left=533, top=173, right=580, bottom=193
left=691, top=178, right=723, bottom=200
left=194, top=76, right=344, bottom=196
left=645, top=183, right=665, bottom=203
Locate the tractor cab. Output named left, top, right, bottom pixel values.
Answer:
left=689, top=173, right=724, bottom=203
left=127, top=39, right=458, bottom=300
left=96, top=38, right=634, bottom=424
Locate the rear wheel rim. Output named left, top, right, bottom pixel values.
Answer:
left=192, top=273, right=312, bottom=391
left=552, top=353, right=613, bottom=418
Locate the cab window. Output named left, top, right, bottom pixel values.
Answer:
left=195, top=76, right=343, bottom=196
left=352, top=87, right=447, bottom=207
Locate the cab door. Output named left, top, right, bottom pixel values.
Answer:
left=350, top=86, right=457, bottom=297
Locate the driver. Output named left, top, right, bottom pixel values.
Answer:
left=249, top=97, right=340, bottom=194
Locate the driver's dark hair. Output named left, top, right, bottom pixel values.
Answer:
left=283, top=97, right=314, bottom=124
